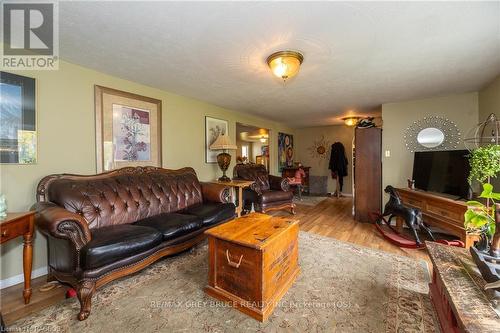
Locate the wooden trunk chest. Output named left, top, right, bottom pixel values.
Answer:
left=204, top=213, right=300, bottom=321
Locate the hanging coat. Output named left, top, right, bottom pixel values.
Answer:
left=329, top=142, right=348, bottom=191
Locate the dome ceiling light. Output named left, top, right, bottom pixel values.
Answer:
left=266, top=50, right=304, bottom=82
left=342, top=117, right=361, bottom=127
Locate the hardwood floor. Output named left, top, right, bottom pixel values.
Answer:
left=1, top=196, right=430, bottom=325
left=272, top=196, right=431, bottom=265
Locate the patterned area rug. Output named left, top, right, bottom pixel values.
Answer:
left=11, top=232, right=439, bottom=332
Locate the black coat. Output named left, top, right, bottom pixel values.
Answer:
left=329, top=142, right=348, bottom=177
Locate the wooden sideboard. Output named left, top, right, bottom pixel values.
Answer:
left=282, top=167, right=310, bottom=194
left=395, top=188, right=478, bottom=248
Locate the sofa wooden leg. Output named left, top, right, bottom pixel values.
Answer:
left=77, top=280, right=95, bottom=321
left=291, top=204, right=296, bottom=215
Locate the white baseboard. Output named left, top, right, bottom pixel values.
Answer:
left=0, top=266, right=48, bottom=289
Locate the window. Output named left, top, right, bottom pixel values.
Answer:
left=241, top=145, right=249, bottom=159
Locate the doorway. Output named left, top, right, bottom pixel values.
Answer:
left=236, top=123, right=270, bottom=171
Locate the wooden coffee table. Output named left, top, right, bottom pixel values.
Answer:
left=204, top=213, right=300, bottom=321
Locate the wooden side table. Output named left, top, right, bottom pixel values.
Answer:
left=0, top=212, right=35, bottom=304
left=209, top=180, right=255, bottom=217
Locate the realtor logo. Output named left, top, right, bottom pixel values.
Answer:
left=1, top=1, right=59, bottom=70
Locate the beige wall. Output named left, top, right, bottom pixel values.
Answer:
left=478, top=75, right=500, bottom=189
left=382, top=92, right=479, bottom=199
left=295, top=125, right=354, bottom=194
left=0, top=61, right=294, bottom=281
left=479, top=74, right=500, bottom=120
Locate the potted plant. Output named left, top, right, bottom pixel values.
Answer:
left=464, top=184, right=498, bottom=250
left=464, top=145, right=500, bottom=251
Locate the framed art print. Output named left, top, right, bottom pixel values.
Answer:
left=278, top=132, right=294, bottom=171
left=205, top=116, right=228, bottom=163
left=0, top=72, right=37, bottom=164
left=95, top=85, right=162, bottom=172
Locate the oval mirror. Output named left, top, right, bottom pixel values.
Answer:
left=417, top=127, right=445, bottom=148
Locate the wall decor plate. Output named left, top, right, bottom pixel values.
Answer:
left=307, top=135, right=330, bottom=161
left=404, top=116, right=461, bottom=152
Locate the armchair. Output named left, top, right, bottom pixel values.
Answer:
left=233, top=164, right=295, bottom=214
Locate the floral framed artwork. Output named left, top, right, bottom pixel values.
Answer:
left=205, top=116, right=228, bottom=163
left=95, top=86, right=162, bottom=172
left=0, top=72, right=37, bottom=164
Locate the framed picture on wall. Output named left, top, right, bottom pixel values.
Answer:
left=205, top=116, right=228, bottom=163
left=0, top=72, right=37, bottom=164
left=95, top=85, right=162, bottom=172
left=278, top=132, right=294, bottom=171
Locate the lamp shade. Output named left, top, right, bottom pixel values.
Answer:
left=210, top=134, right=237, bottom=150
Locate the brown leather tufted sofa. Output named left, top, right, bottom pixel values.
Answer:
left=233, top=164, right=295, bottom=214
left=33, top=166, right=235, bottom=321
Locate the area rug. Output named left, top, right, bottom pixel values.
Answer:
left=11, top=232, right=439, bottom=333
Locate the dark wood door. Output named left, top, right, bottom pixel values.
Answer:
left=354, top=128, right=382, bottom=222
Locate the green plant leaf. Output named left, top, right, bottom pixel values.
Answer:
left=479, top=183, right=500, bottom=200
left=480, top=183, right=494, bottom=197
left=466, top=200, right=485, bottom=207
left=488, top=222, right=496, bottom=237
left=464, top=207, right=493, bottom=232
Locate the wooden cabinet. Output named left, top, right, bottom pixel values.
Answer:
left=395, top=188, right=478, bottom=248
left=205, top=213, right=300, bottom=322
left=354, top=128, right=382, bottom=222
left=281, top=167, right=310, bottom=193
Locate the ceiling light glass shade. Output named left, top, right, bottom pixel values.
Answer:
left=342, top=117, right=360, bottom=127
left=260, top=136, right=267, bottom=143
left=267, top=51, right=304, bottom=81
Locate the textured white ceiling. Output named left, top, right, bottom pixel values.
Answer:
left=59, top=1, right=500, bottom=127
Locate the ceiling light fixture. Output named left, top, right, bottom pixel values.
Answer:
left=260, top=136, right=267, bottom=143
left=266, top=50, right=304, bottom=82
left=342, top=117, right=360, bottom=127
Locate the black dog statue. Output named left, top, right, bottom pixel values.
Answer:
left=383, top=185, right=435, bottom=245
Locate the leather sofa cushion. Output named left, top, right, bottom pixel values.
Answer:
left=185, top=203, right=235, bottom=226
left=259, top=190, right=293, bottom=204
left=133, top=213, right=202, bottom=240
left=81, top=224, right=163, bottom=270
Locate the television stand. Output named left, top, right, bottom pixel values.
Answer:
left=395, top=188, right=479, bottom=248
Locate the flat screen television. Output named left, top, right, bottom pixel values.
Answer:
left=412, top=150, right=470, bottom=199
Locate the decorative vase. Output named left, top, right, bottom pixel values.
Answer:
left=0, top=194, right=7, bottom=219
left=216, top=151, right=231, bottom=182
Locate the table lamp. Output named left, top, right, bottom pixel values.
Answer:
left=210, top=134, right=237, bottom=182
